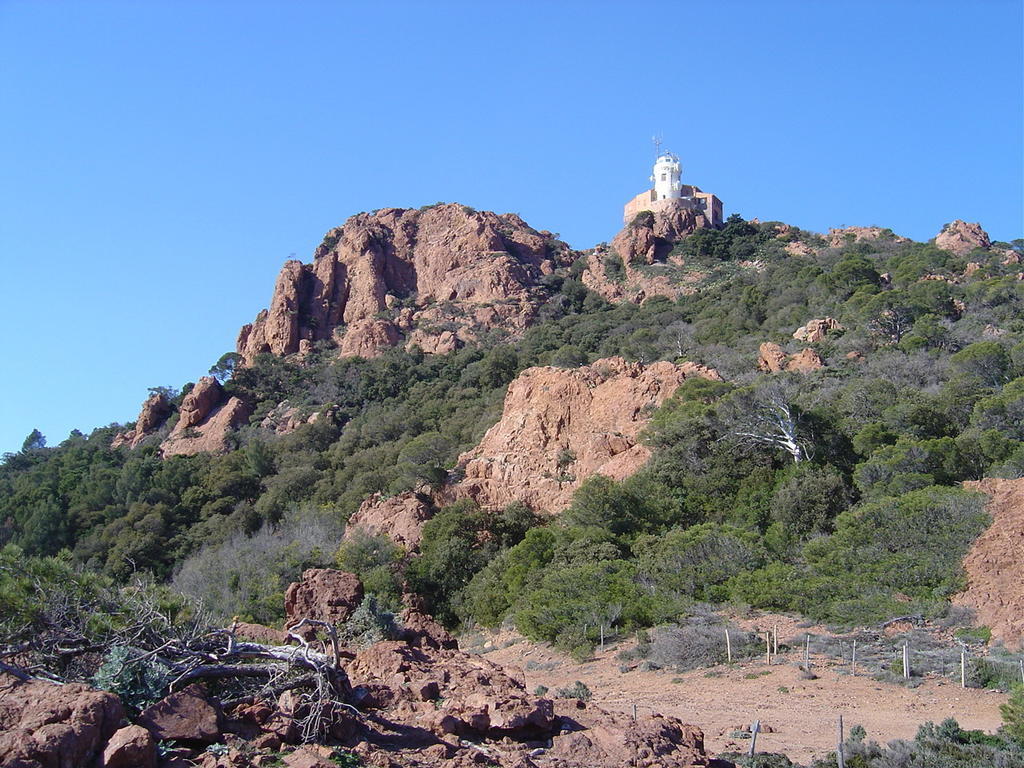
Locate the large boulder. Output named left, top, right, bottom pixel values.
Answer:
left=0, top=678, right=124, bottom=768
left=792, top=317, right=843, bottom=343
left=136, top=683, right=220, bottom=744
left=548, top=707, right=711, bottom=768
left=345, top=492, right=434, bottom=551
left=827, top=225, right=908, bottom=248
left=283, top=568, right=364, bottom=632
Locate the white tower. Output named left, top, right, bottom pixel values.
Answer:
left=651, top=152, right=682, bottom=201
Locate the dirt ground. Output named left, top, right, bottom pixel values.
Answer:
left=475, top=620, right=1008, bottom=766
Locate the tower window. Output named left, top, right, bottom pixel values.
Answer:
left=660, top=174, right=666, bottom=181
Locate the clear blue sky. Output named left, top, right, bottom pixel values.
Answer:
left=1, top=1, right=1021, bottom=454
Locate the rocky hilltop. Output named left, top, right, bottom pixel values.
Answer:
left=237, top=204, right=575, bottom=363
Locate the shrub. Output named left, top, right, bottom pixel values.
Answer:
left=92, top=644, right=170, bottom=715
left=338, top=596, right=402, bottom=649
left=648, top=617, right=756, bottom=671
left=555, top=680, right=592, bottom=701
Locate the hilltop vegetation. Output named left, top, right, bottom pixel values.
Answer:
left=2, top=214, right=1023, bottom=654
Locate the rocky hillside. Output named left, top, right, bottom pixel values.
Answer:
left=955, top=477, right=1024, bottom=650
left=2, top=201, right=1023, bottom=767
left=346, top=356, right=721, bottom=549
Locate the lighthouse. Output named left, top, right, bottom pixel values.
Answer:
left=651, top=152, right=682, bottom=201
left=622, top=146, right=723, bottom=227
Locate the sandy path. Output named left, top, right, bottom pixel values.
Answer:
left=479, top=633, right=1007, bottom=765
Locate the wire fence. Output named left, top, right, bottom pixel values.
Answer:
left=642, top=615, right=1024, bottom=691
left=772, top=625, right=1024, bottom=690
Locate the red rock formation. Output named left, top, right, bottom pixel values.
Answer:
left=112, top=391, right=174, bottom=448
left=0, top=678, right=124, bottom=768
left=336, top=318, right=400, bottom=358
left=161, top=396, right=252, bottom=457
left=284, top=569, right=364, bottom=633
left=346, top=492, right=433, bottom=551
left=758, top=342, right=824, bottom=373
left=954, top=478, right=1024, bottom=650
left=451, top=357, right=720, bottom=513
left=792, top=317, right=843, bottom=343
left=787, top=348, right=825, bottom=373
left=237, top=205, right=571, bottom=364
left=177, top=377, right=224, bottom=430
left=935, top=220, right=991, bottom=255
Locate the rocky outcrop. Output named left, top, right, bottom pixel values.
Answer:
left=583, top=201, right=710, bottom=303
left=451, top=357, right=720, bottom=513
left=954, top=478, right=1024, bottom=650
left=284, top=569, right=364, bottom=633
left=346, top=492, right=434, bottom=551
left=177, top=377, right=223, bottom=431
left=757, top=343, right=824, bottom=373
left=935, top=220, right=991, bottom=255
left=160, top=395, right=252, bottom=458
left=336, top=318, right=400, bottom=358
left=0, top=678, right=124, bottom=768
left=112, top=392, right=173, bottom=449
left=827, top=226, right=908, bottom=247
left=614, top=201, right=708, bottom=266
left=792, top=317, right=843, bottom=343
left=237, top=204, right=571, bottom=364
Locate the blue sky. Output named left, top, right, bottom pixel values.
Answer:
left=1, top=0, right=1021, bottom=454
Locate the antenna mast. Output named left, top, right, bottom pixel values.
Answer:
left=652, top=133, right=663, bottom=158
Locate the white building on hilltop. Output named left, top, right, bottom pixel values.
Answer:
left=623, top=150, right=723, bottom=227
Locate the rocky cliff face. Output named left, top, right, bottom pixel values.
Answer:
left=451, top=356, right=721, bottom=513
left=237, top=204, right=572, bottom=363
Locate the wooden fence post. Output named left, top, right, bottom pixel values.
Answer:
left=837, top=714, right=846, bottom=768
left=852, top=639, right=857, bottom=677
left=632, top=702, right=637, bottom=721
left=804, top=633, right=810, bottom=670
left=903, top=643, right=910, bottom=679
left=749, top=720, right=760, bottom=757
left=773, top=624, right=778, bottom=655
left=765, top=631, right=771, bottom=665
left=725, top=628, right=732, bottom=663
left=961, top=647, right=967, bottom=689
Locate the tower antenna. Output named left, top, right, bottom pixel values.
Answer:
left=652, top=133, right=663, bottom=158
